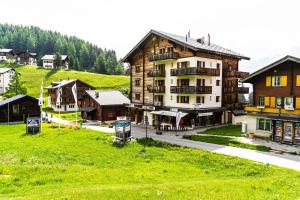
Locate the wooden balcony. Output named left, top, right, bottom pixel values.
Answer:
left=171, top=67, right=220, bottom=76
left=170, top=86, right=212, bottom=94
left=154, top=101, right=164, bottom=107
left=147, top=70, right=165, bottom=77
left=225, top=102, right=246, bottom=110
left=224, top=71, right=249, bottom=78
left=245, top=106, right=300, bottom=115
left=148, top=52, right=179, bottom=62
left=223, top=87, right=249, bottom=93
left=147, top=86, right=165, bottom=93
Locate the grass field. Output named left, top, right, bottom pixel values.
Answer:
left=43, top=107, right=81, bottom=122
left=199, top=125, right=244, bottom=137
left=0, top=64, right=129, bottom=97
left=0, top=124, right=300, bottom=199
left=183, top=135, right=272, bottom=152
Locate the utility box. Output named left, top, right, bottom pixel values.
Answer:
left=242, top=122, right=247, bottom=133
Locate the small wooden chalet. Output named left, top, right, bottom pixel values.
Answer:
left=47, top=79, right=95, bottom=112
left=81, top=90, right=130, bottom=122
left=0, top=95, right=40, bottom=123
left=16, top=52, right=37, bottom=65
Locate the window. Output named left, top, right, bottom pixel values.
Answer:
left=216, top=96, right=220, bottom=102
left=135, top=93, right=140, bottom=100
left=257, top=119, right=271, bottom=131
left=135, top=79, right=141, bottom=87
left=177, top=61, right=189, bottom=68
left=197, top=61, right=205, bottom=68
left=216, top=80, right=220, bottom=86
left=135, top=65, right=141, bottom=73
left=228, top=64, right=232, bottom=71
left=258, top=96, right=264, bottom=107
left=272, top=76, right=281, bottom=86
left=177, top=96, right=189, bottom=103
left=178, top=79, right=189, bottom=86
left=216, top=63, right=220, bottom=70
left=69, top=104, right=75, bottom=108
left=197, top=79, right=205, bottom=86
left=196, top=96, right=205, bottom=104
left=159, top=49, right=165, bottom=54
left=13, top=104, right=19, bottom=114
left=167, top=47, right=174, bottom=53
left=276, top=97, right=283, bottom=108
left=285, top=97, right=294, bottom=109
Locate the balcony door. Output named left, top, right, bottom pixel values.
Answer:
left=155, top=80, right=165, bottom=86
left=155, top=64, right=165, bottom=71
left=197, top=79, right=205, bottom=86
left=177, top=79, right=189, bottom=86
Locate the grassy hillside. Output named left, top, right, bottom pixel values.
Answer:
left=0, top=64, right=129, bottom=97
left=0, top=124, right=300, bottom=199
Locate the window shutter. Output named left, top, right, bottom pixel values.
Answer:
left=266, top=76, right=271, bottom=87
left=296, top=98, right=300, bottom=109
left=281, top=76, right=287, bottom=86
left=270, top=97, right=276, bottom=108
left=296, top=75, right=300, bottom=86
left=264, top=97, right=270, bottom=107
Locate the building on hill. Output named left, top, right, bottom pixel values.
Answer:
left=241, top=55, right=300, bottom=144
left=41, top=55, right=69, bottom=69
left=81, top=90, right=130, bottom=122
left=0, top=49, right=15, bottom=62
left=16, top=52, right=37, bottom=65
left=0, top=68, right=15, bottom=94
left=47, top=79, right=95, bottom=112
left=0, top=95, right=40, bottom=123
left=122, top=29, right=250, bottom=129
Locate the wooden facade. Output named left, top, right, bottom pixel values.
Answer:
left=0, top=95, right=40, bottom=123
left=125, top=31, right=249, bottom=109
left=48, top=80, right=94, bottom=111
left=81, top=93, right=128, bottom=122
left=242, top=56, right=300, bottom=144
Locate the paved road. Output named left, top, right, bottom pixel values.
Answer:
left=131, top=126, right=300, bottom=171
left=48, top=115, right=300, bottom=171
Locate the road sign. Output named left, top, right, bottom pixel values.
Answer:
left=26, top=117, right=41, bottom=134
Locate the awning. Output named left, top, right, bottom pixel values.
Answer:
left=150, top=110, right=188, bottom=117
left=198, top=112, right=213, bottom=117
left=80, top=107, right=96, bottom=112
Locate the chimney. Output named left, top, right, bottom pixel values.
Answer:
left=208, top=34, right=211, bottom=46
left=188, top=30, right=190, bottom=38
left=196, top=37, right=205, bottom=44
left=185, top=34, right=188, bottom=42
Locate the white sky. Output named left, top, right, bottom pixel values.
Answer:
left=1, top=0, right=300, bottom=71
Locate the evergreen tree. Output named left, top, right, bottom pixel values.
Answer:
left=4, top=72, right=27, bottom=97
left=54, top=52, right=62, bottom=68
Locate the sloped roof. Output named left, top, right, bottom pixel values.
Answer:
left=47, top=79, right=76, bottom=89
left=0, top=95, right=37, bottom=107
left=0, top=68, right=13, bottom=74
left=0, top=49, right=13, bottom=53
left=240, top=55, right=300, bottom=83
left=85, top=90, right=130, bottom=106
left=41, top=55, right=68, bottom=61
left=122, top=30, right=250, bottom=62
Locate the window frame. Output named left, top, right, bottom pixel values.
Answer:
left=256, top=118, right=272, bottom=131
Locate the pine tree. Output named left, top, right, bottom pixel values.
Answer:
left=54, top=52, right=62, bottom=68
left=4, top=72, right=27, bottom=98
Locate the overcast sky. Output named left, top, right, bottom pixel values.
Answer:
left=1, top=0, right=300, bottom=71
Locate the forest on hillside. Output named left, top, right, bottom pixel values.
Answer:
left=0, top=24, right=126, bottom=75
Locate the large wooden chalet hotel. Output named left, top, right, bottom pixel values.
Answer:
left=122, top=30, right=250, bottom=129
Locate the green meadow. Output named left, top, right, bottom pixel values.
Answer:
left=0, top=124, right=299, bottom=199
left=0, top=64, right=129, bottom=97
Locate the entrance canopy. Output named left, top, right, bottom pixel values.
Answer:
left=150, top=110, right=188, bottom=117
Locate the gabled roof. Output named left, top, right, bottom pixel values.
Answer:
left=85, top=90, right=130, bottom=106
left=0, top=68, right=14, bottom=74
left=41, top=55, right=68, bottom=61
left=0, top=95, right=37, bottom=107
left=122, top=29, right=250, bottom=62
left=240, top=55, right=300, bottom=83
left=0, top=49, right=13, bottom=53
left=46, top=79, right=95, bottom=90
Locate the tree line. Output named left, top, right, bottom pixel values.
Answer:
left=0, top=23, right=125, bottom=75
